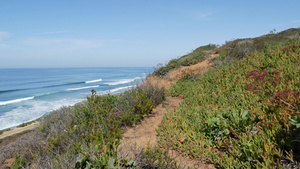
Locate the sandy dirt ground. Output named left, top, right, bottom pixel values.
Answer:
left=0, top=122, right=39, bottom=140
left=0, top=53, right=218, bottom=168
left=145, top=54, right=219, bottom=90
left=117, top=97, right=214, bottom=168
left=0, top=122, right=40, bottom=168
left=118, top=97, right=183, bottom=153
left=118, top=54, right=218, bottom=168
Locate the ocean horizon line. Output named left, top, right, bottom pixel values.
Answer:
left=0, top=66, right=153, bottom=69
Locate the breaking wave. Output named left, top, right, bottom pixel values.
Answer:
left=0, top=96, right=35, bottom=106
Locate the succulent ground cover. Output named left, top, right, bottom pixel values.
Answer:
left=2, top=28, right=300, bottom=168
left=158, top=41, right=300, bottom=168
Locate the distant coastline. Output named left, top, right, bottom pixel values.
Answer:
left=0, top=67, right=151, bottom=130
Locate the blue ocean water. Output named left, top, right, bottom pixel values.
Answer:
left=0, top=67, right=152, bottom=130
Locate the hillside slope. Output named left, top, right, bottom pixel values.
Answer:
left=158, top=40, right=300, bottom=168
left=146, top=53, right=218, bottom=90
left=1, top=27, right=299, bottom=169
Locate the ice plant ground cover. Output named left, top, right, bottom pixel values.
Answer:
left=158, top=41, right=300, bottom=168
left=2, top=28, right=300, bottom=168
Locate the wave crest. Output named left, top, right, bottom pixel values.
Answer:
left=85, top=79, right=102, bottom=84
left=0, top=96, right=34, bottom=106
left=104, top=77, right=142, bottom=86
left=66, top=85, right=99, bottom=91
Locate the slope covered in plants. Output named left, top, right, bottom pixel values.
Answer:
left=157, top=40, right=300, bottom=168
left=153, top=44, right=217, bottom=77
left=0, top=85, right=166, bottom=168
left=2, top=28, right=300, bottom=169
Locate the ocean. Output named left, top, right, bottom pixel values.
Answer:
left=0, top=67, right=152, bottom=130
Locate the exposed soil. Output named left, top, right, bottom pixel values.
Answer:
left=145, top=54, right=219, bottom=90
left=118, top=97, right=214, bottom=168
left=0, top=130, right=32, bottom=149
left=0, top=122, right=40, bottom=168
left=0, top=122, right=39, bottom=141
left=118, top=54, right=218, bottom=168
left=1, top=158, right=14, bottom=169
left=0, top=53, right=218, bottom=168
left=118, top=97, right=183, bottom=154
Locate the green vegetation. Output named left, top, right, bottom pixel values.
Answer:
left=2, top=28, right=300, bottom=168
left=34, top=85, right=165, bottom=168
left=17, top=120, right=37, bottom=128
left=158, top=40, right=300, bottom=168
left=0, top=84, right=165, bottom=168
left=153, top=44, right=217, bottom=76
left=0, top=128, right=10, bottom=135
left=75, top=140, right=138, bottom=169
left=138, top=143, right=178, bottom=168
left=213, top=28, right=300, bottom=66
left=11, top=155, right=26, bottom=169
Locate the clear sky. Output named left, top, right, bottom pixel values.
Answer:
left=0, top=0, right=299, bottom=68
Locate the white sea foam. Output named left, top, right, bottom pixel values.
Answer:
left=99, top=85, right=136, bottom=95
left=0, top=96, right=34, bottom=106
left=110, top=85, right=136, bottom=93
left=0, top=98, right=84, bottom=130
left=104, top=77, right=142, bottom=86
left=66, top=85, right=99, bottom=91
left=85, top=79, right=102, bottom=84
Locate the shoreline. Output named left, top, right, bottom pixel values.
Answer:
left=0, top=100, right=87, bottom=141
left=0, top=74, right=147, bottom=133
left=0, top=54, right=216, bottom=142
left=0, top=84, right=138, bottom=141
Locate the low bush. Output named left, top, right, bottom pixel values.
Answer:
left=153, top=44, right=217, bottom=76
left=135, top=143, right=178, bottom=169
left=3, top=83, right=166, bottom=168
left=213, top=28, right=300, bottom=66
left=17, top=121, right=37, bottom=128
left=11, top=155, right=26, bottom=169
left=0, top=128, right=10, bottom=135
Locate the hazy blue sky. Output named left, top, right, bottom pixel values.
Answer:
left=0, top=0, right=299, bottom=68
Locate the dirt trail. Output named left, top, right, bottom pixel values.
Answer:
left=145, top=54, right=219, bottom=90
left=118, top=97, right=214, bottom=168
left=0, top=54, right=218, bottom=168
left=0, top=122, right=39, bottom=140
left=118, top=97, right=183, bottom=153
left=118, top=54, right=218, bottom=168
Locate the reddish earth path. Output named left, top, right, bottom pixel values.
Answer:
left=0, top=54, right=218, bottom=168
left=118, top=54, right=218, bottom=168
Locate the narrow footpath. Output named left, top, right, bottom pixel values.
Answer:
left=0, top=122, right=39, bottom=140
left=118, top=54, right=218, bottom=168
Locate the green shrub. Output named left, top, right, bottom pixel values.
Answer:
left=25, top=84, right=165, bottom=168
left=153, top=44, right=217, bottom=76
left=17, top=120, right=36, bottom=128
left=204, top=108, right=254, bottom=142
left=213, top=28, right=300, bottom=66
left=12, top=155, right=26, bottom=169
left=0, top=128, right=10, bottom=135
left=75, top=140, right=137, bottom=169
left=115, top=84, right=165, bottom=126
left=136, top=143, right=178, bottom=169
